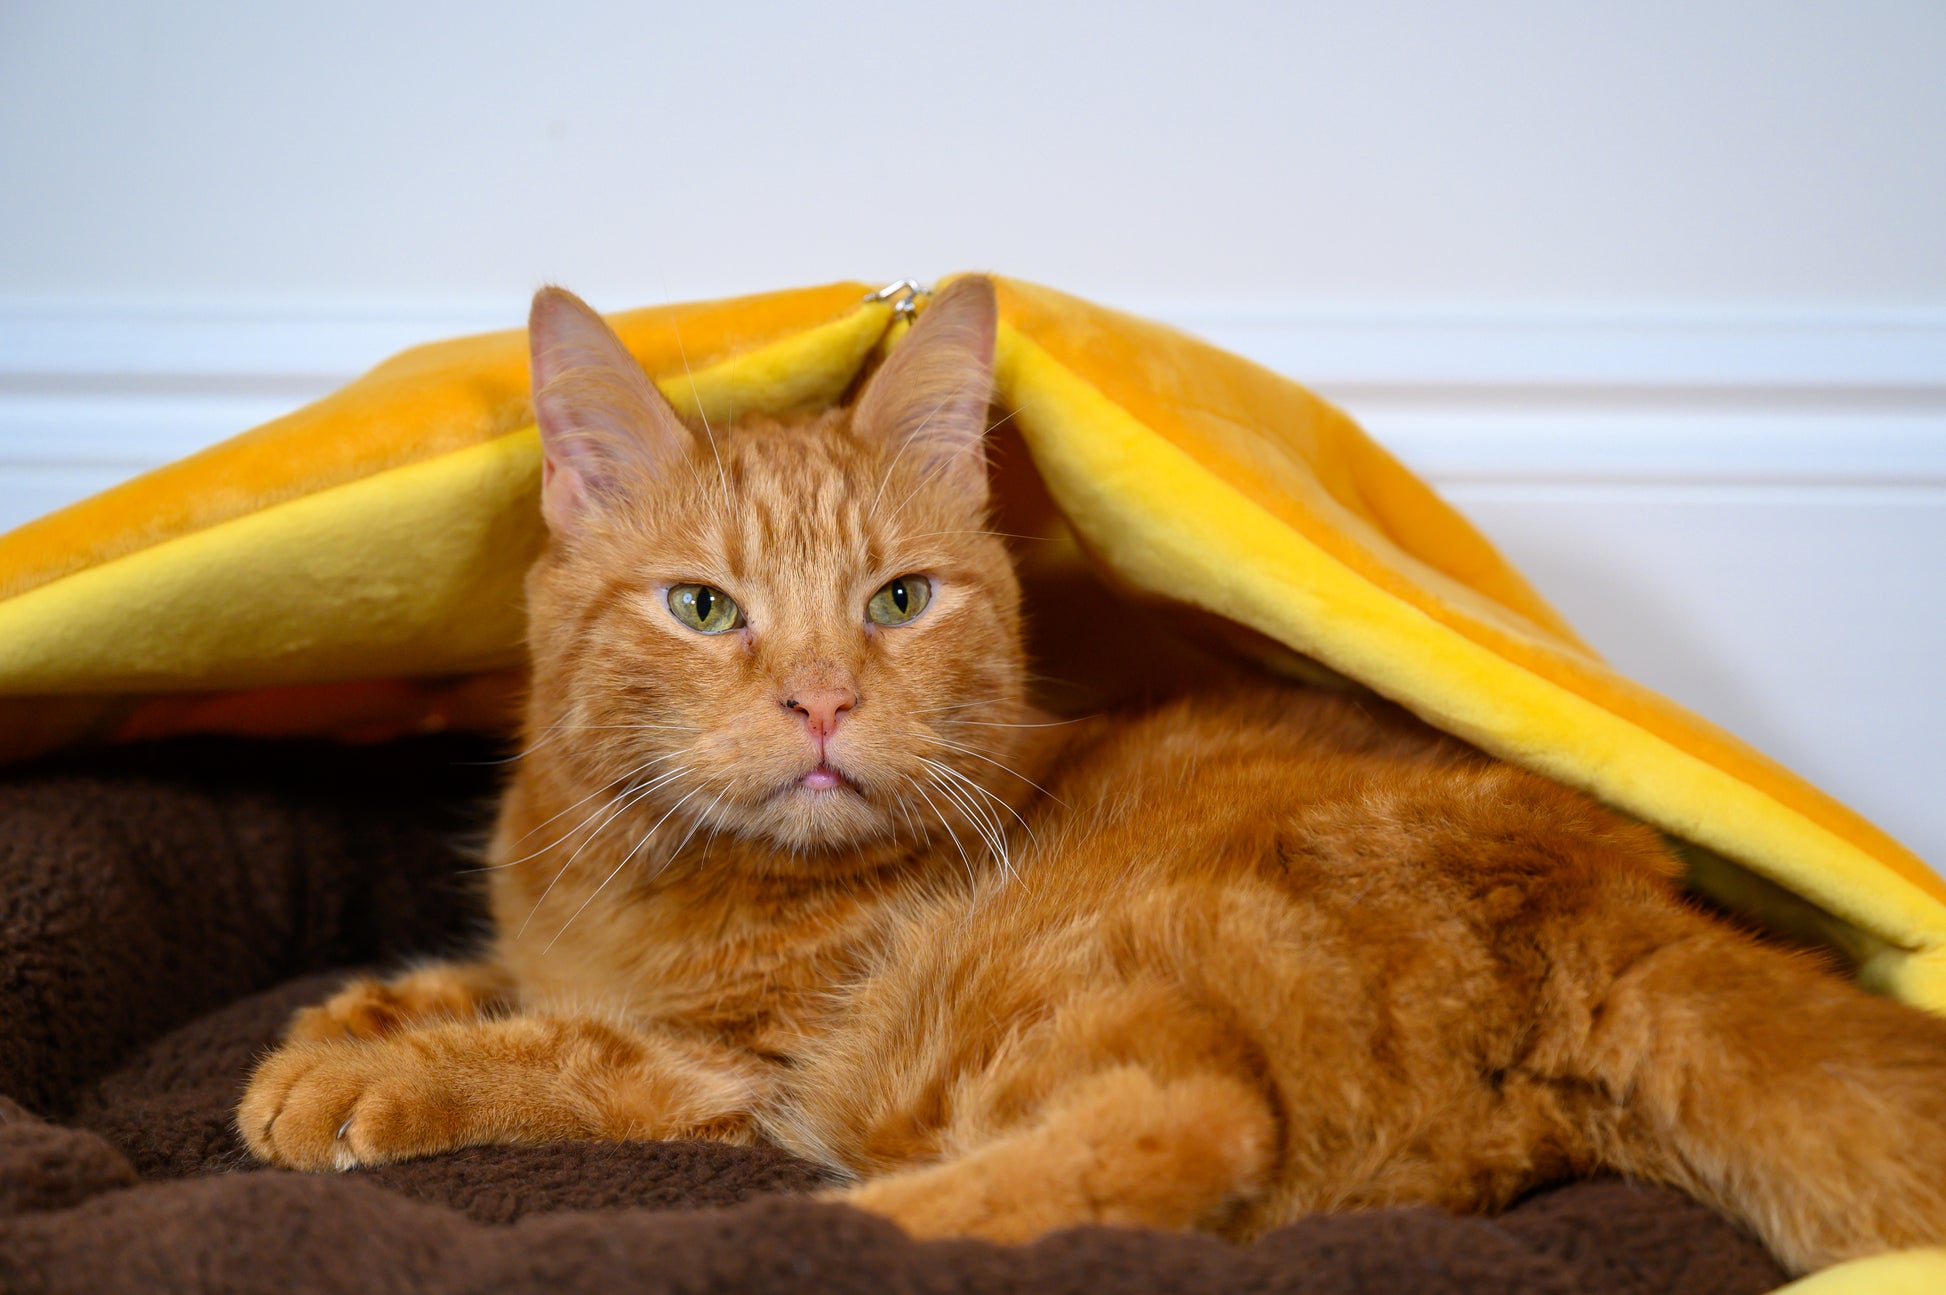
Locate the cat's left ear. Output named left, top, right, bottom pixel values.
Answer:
left=528, top=286, right=694, bottom=537
left=853, top=276, right=998, bottom=507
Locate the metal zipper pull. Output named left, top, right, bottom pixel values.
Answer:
left=865, top=279, right=930, bottom=319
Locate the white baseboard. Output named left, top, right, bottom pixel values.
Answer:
left=4, top=300, right=1943, bottom=486
left=2, top=300, right=1942, bottom=871
left=1168, top=304, right=1946, bottom=484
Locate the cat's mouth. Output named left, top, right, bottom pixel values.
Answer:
left=797, top=763, right=856, bottom=793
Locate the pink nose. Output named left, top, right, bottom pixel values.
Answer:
left=783, top=687, right=857, bottom=740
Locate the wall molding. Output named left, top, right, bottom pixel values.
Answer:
left=1172, top=304, right=1946, bottom=485
left=3, top=301, right=1944, bottom=518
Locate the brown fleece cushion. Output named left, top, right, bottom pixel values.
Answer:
left=0, top=738, right=1789, bottom=1294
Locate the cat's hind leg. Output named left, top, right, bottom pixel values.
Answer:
left=285, top=960, right=512, bottom=1043
left=240, top=1013, right=763, bottom=1170
left=1584, top=908, right=1946, bottom=1274
left=833, top=1064, right=1276, bottom=1243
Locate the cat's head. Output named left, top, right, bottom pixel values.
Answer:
left=517, top=277, right=1030, bottom=866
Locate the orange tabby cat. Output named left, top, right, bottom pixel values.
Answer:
left=239, top=277, right=1946, bottom=1274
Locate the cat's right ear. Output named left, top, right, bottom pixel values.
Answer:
left=852, top=276, right=998, bottom=507
left=527, top=286, right=694, bottom=537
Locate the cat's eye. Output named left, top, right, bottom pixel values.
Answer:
left=667, top=583, right=743, bottom=634
left=867, top=574, right=933, bottom=627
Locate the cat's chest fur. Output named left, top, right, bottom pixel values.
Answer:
left=486, top=837, right=938, bottom=1052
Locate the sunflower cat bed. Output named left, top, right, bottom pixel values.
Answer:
left=0, top=277, right=1941, bottom=1293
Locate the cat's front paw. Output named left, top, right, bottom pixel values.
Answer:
left=238, top=1040, right=464, bottom=1171
left=285, top=978, right=409, bottom=1043
left=285, top=965, right=500, bottom=1043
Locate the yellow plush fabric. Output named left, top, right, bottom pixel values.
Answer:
left=2, top=274, right=1942, bottom=1022
left=1771, top=1248, right=1946, bottom=1295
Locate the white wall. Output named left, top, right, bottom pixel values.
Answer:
left=6, top=1, right=1945, bottom=305
left=2, top=1, right=1943, bottom=868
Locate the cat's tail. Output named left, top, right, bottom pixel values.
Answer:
left=1585, top=911, right=1946, bottom=1274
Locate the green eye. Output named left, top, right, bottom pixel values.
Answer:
left=867, top=574, right=933, bottom=627
left=668, top=583, right=742, bottom=634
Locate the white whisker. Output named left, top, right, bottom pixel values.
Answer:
left=927, top=734, right=1066, bottom=807
left=516, top=767, right=688, bottom=936
left=907, top=777, right=977, bottom=889
left=502, top=751, right=684, bottom=847
left=922, top=755, right=1042, bottom=853
left=911, top=695, right=1018, bottom=716
left=657, top=784, right=730, bottom=877
left=538, top=722, right=704, bottom=733
left=948, top=716, right=1092, bottom=730
left=543, top=779, right=711, bottom=953
left=921, top=764, right=1009, bottom=877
